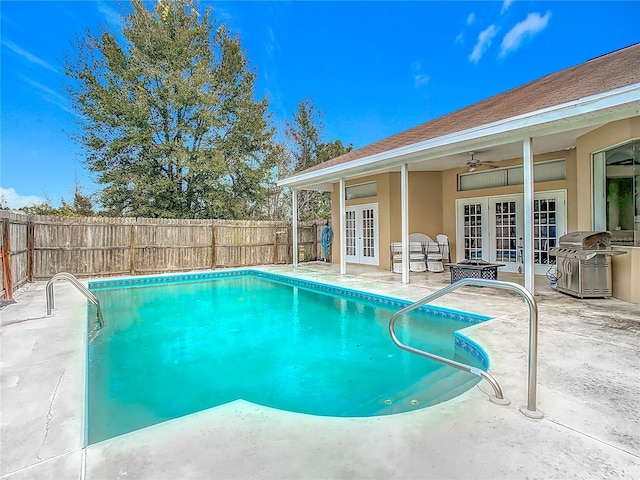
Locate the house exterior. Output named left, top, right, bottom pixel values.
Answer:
left=279, top=44, right=640, bottom=304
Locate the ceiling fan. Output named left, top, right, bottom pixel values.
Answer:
left=466, top=151, right=496, bottom=172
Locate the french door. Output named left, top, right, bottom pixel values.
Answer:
left=345, top=204, right=379, bottom=265
left=489, top=196, right=522, bottom=273
left=457, top=191, right=566, bottom=275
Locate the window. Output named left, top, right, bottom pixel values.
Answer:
left=593, top=139, right=640, bottom=246
left=458, top=159, right=566, bottom=191
left=345, top=182, right=377, bottom=200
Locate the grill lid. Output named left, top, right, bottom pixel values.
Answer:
left=558, top=231, right=611, bottom=249
left=548, top=247, right=626, bottom=260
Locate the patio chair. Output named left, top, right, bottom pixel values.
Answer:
left=409, top=233, right=439, bottom=272
left=425, top=241, right=444, bottom=273
left=408, top=233, right=443, bottom=272
left=389, top=238, right=427, bottom=273
left=409, top=241, right=426, bottom=272
left=390, top=242, right=402, bottom=273
left=436, top=234, right=451, bottom=264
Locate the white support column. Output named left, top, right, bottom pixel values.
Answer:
left=401, top=164, right=409, bottom=284
left=292, top=187, right=298, bottom=268
left=339, top=177, right=346, bottom=275
left=523, top=138, right=535, bottom=294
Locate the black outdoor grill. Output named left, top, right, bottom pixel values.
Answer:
left=549, top=231, right=626, bottom=298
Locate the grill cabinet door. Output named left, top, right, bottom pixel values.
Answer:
left=581, top=255, right=612, bottom=296
left=557, top=257, right=581, bottom=295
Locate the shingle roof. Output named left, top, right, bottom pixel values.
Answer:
left=297, top=43, right=640, bottom=176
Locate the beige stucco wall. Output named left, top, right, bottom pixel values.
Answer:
left=387, top=172, right=444, bottom=242
left=611, top=246, right=640, bottom=302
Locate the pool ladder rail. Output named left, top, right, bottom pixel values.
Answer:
left=389, top=278, right=543, bottom=419
left=46, top=272, right=104, bottom=328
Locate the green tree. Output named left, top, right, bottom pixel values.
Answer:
left=66, top=0, right=274, bottom=219
left=19, top=187, right=95, bottom=217
left=72, top=188, right=95, bottom=216
left=19, top=202, right=60, bottom=216
left=285, top=100, right=351, bottom=221
left=261, top=142, right=291, bottom=220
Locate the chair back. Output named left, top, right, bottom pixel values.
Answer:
left=436, top=234, right=450, bottom=262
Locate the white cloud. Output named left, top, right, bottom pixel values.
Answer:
left=1, top=39, right=58, bottom=73
left=466, top=13, right=476, bottom=26
left=266, top=26, right=276, bottom=59
left=469, top=25, right=498, bottom=64
left=411, top=61, right=429, bottom=87
left=22, top=77, right=79, bottom=117
left=414, top=74, right=430, bottom=87
left=501, top=0, right=514, bottom=15
left=23, top=78, right=66, bottom=103
left=500, top=11, right=552, bottom=57
left=97, top=1, right=124, bottom=29
left=455, top=12, right=476, bottom=45
left=0, top=187, right=45, bottom=210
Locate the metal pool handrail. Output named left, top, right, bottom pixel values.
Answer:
left=46, top=272, right=104, bottom=328
left=389, top=278, right=542, bottom=418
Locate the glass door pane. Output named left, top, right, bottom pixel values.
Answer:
left=534, top=197, right=557, bottom=266
left=361, top=208, right=375, bottom=259
left=345, top=210, right=356, bottom=258
left=494, top=200, right=519, bottom=264
left=462, top=202, right=485, bottom=260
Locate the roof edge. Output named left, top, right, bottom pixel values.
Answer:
left=278, top=82, right=640, bottom=188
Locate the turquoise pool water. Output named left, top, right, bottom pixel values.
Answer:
left=87, top=271, right=489, bottom=444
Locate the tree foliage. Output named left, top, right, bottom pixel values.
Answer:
left=285, top=100, right=351, bottom=221
left=66, top=0, right=275, bottom=219
left=18, top=188, right=96, bottom=217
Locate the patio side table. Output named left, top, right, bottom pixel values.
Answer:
left=444, top=260, right=506, bottom=283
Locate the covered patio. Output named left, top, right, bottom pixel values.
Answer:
left=280, top=44, right=640, bottom=303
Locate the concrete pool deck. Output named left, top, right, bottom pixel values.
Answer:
left=1, top=263, right=639, bottom=479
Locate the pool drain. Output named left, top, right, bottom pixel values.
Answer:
left=384, top=399, right=392, bottom=405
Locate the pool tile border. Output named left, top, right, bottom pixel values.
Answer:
left=89, top=269, right=490, bottom=327
left=454, top=334, right=489, bottom=370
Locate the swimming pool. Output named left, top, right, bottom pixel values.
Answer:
left=86, top=270, right=490, bottom=444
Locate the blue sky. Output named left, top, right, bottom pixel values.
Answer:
left=1, top=1, right=638, bottom=209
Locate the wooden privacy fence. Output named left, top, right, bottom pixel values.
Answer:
left=0, top=211, right=331, bottom=297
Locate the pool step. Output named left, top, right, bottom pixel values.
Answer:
left=340, top=365, right=478, bottom=417
left=373, top=368, right=479, bottom=415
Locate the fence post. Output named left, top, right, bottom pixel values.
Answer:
left=272, top=225, right=278, bottom=265
left=2, top=218, right=13, bottom=297
left=286, top=225, right=292, bottom=264
left=129, top=224, right=136, bottom=275
left=27, top=221, right=34, bottom=282
left=312, top=222, right=318, bottom=261
left=211, top=224, right=216, bottom=269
